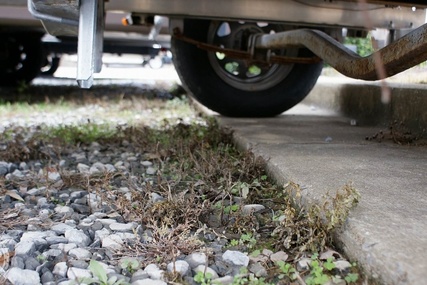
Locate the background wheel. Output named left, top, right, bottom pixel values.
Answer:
left=41, top=55, right=61, bottom=76
left=0, top=32, right=44, bottom=86
left=171, top=19, right=323, bottom=117
left=148, top=56, right=163, bottom=69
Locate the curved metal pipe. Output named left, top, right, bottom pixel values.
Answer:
left=254, top=24, right=427, bottom=80
left=27, top=0, right=79, bottom=27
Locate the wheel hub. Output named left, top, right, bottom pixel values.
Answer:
left=207, top=21, right=296, bottom=91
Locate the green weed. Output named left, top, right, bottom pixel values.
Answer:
left=78, top=260, right=129, bottom=285
left=194, top=271, right=213, bottom=285
left=44, top=123, right=117, bottom=145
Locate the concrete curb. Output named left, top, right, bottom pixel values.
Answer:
left=303, top=77, right=427, bottom=136
left=214, top=79, right=427, bottom=284
left=218, top=115, right=427, bottom=285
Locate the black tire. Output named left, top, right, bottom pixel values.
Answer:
left=41, top=56, right=61, bottom=76
left=0, top=32, right=44, bottom=86
left=171, top=19, right=323, bottom=117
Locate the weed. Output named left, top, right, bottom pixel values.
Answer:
left=0, top=88, right=362, bottom=284
left=272, top=182, right=360, bottom=253
left=223, top=204, right=239, bottom=214
left=44, top=123, right=117, bottom=145
left=345, top=272, right=360, bottom=283
left=229, top=233, right=257, bottom=249
left=36, top=254, right=47, bottom=263
left=230, top=268, right=273, bottom=285
left=323, top=257, right=336, bottom=271
left=194, top=271, right=213, bottom=285
left=78, top=260, right=129, bottom=285
left=119, top=258, right=140, bottom=274
left=305, top=255, right=330, bottom=285
left=276, top=260, right=296, bottom=281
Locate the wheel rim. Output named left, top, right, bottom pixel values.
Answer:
left=1, top=37, right=27, bottom=75
left=207, top=21, right=296, bottom=91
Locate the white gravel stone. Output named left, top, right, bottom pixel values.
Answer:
left=109, top=222, right=136, bottom=232
left=19, top=162, right=28, bottom=170
left=116, top=232, right=137, bottom=240
left=67, top=267, right=92, bottom=280
left=185, top=252, right=207, bottom=268
left=249, top=262, right=268, bottom=277
left=37, top=198, right=48, bottom=207
left=46, top=236, right=68, bottom=245
left=167, top=260, right=190, bottom=276
left=70, top=191, right=86, bottom=199
left=146, top=167, right=157, bottom=175
left=72, top=153, right=87, bottom=162
left=15, top=240, right=36, bottom=256
left=20, top=231, right=57, bottom=242
left=132, top=279, right=167, bottom=285
left=55, top=243, right=77, bottom=253
left=193, top=265, right=219, bottom=279
left=151, top=193, right=164, bottom=203
left=14, top=202, right=26, bottom=209
left=54, top=205, right=74, bottom=214
left=130, top=269, right=149, bottom=282
left=38, top=209, right=51, bottom=219
left=95, top=228, right=111, bottom=240
left=65, top=229, right=91, bottom=247
left=97, top=218, right=117, bottom=226
left=43, top=248, right=63, bottom=259
left=11, top=169, right=24, bottom=178
left=124, top=192, right=132, bottom=201
left=51, top=223, right=76, bottom=234
left=297, top=258, right=311, bottom=271
left=48, top=171, right=61, bottom=182
left=242, top=204, right=265, bottom=215
left=114, top=161, right=124, bottom=168
left=334, top=260, right=352, bottom=272
left=144, top=264, right=164, bottom=280
left=77, top=163, right=90, bottom=173
left=69, top=248, right=92, bottom=260
left=222, top=250, right=250, bottom=266
left=213, top=276, right=234, bottom=284
left=0, top=239, right=16, bottom=251
left=5, top=267, right=41, bottom=285
left=90, top=162, right=106, bottom=174
left=269, top=251, right=289, bottom=263
left=53, top=262, right=68, bottom=277
left=0, top=161, right=8, bottom=175
left=88, top=193, right=102, bottom=209
left=262, top=249, right=273, bottom=256
left=91, top=212, right=107, bottom=219
left=104, top=164, right=116, bottom=172
left=27, top=187, right=47, bottom=196
left=141, top=161, right=153, bottom=167
left=102, top=234, right=123, bottom=250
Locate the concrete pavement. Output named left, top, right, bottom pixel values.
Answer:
left=217, top=79, right=427, bottom=285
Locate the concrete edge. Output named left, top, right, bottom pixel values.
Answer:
left=227, top=132, right=384, bottom=284
left=302, top=77, right=427, bottom=136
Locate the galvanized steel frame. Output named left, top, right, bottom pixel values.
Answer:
left=106, top=0, right=424, bottom=30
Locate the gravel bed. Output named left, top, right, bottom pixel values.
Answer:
left=0, top=84, right=356, bottom=285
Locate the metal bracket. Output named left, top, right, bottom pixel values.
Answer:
left=149, top=16, right=168, bottom=40
left=248, top=33, right=272, bottom=63
left=254, top=24, right=427, bottom=80
left=77, top=0, right=104, bottom=89
left=27, top=0, right=79, bottom=27
left=173, top=29, right=321, bottom=65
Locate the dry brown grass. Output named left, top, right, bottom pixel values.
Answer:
left=0, top=89, right=362, bottom=283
